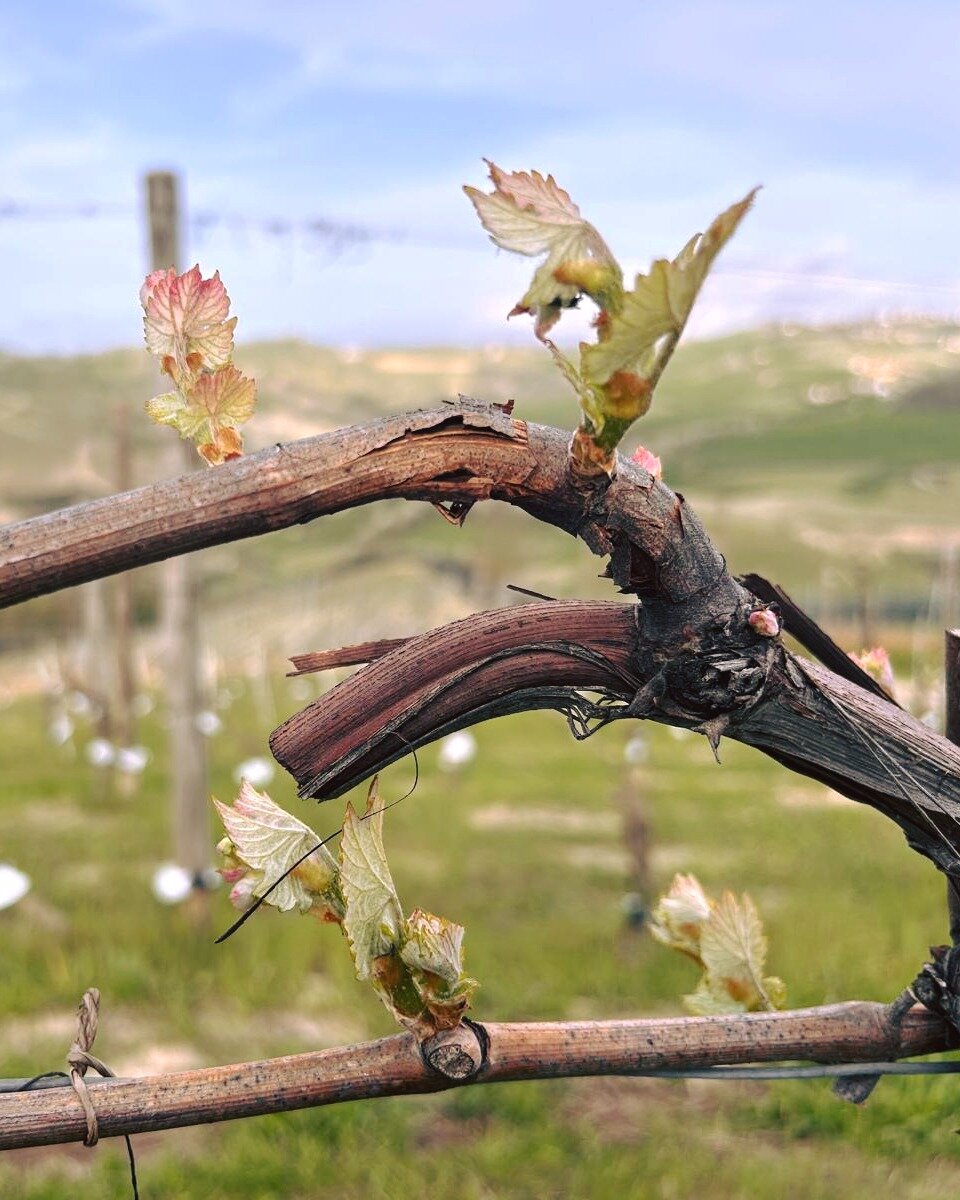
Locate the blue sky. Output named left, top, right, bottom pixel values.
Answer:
left=1, top=0, right=958, bottom=353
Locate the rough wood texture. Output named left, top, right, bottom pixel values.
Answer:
left=0, top=1005, right=949, bottom=1150
left=288, top=637, right=409, bottom=675
left=945, top=629, right=960, bottom=941
left=3, top=402, right=960, bottom=871
left=272, top=600, right=640, bottom=797
left=740, top=572, right=897, bottom=704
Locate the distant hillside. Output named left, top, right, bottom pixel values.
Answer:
left=3, top=318, right=959, bottom=655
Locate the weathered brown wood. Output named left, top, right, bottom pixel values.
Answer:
left=3, top=403, right=960, bottom=871
left=0, top=406, right=729, bottom=614
left=272, top=600, right=640, bottom=797
left=288, top=638, right=409, bottom=675
left=740, top=572, right=897, bottom=705
left=945, top=629, right=960, bottom=941
left=0, top=1004, right=949, bottom=1151
left=947, top=630, right=960, bottom=747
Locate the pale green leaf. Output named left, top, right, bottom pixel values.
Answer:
left=401, top=908, right=466, bottom=991
left=144, top=364, right=257, bottom=459
left=213, top=781, right=342, bottom=918
left=339, top=778, right=404, bottom=980
left=699, top=891, right=778, bottom=1011
left=648, top=872, right=712, bottom=960
left=581, top=189, right=758, bottom=387
left=144, top=392, right=195, bottom=433
left=683, top=977, right=749, bottom=1017
left=651, top=874, right=785, bottom=1014
left=400, top=909, right=478, bottom=1031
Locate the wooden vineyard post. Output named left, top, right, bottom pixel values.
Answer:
left=144, top=171, right=211, bottom=905
left=113, top=399, right=137, bottom=794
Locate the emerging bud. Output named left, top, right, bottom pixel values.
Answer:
left=748, top=607, right=780, bottom=638
left=629, top=445, right=662, bottom=480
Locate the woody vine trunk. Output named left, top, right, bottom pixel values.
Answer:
left=1, top=400, right=959, bottom=877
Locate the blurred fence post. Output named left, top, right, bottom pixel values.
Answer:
left=145, top=171, right=211, bottom=896
left=113, top=399, right=137, bottom=790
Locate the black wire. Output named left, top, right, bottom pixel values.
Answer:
left=629, top=1060, right=960, bottom=1081
left=12, top=1072, right=139, bottom=1200
left=505, top=584, right=558, bottom=602
left=5, top=1057, right=960, bottom=1091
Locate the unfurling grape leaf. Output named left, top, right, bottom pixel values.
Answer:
left=339, top=782, right=478, bottom=1033
left=401, top=908, right=478, bottom=1030
left=464, top=160, right=621, bottom=340
left=140, top=265, right=257, bottom=464
left=339, top=780, right=405, bottom=981
left=146, top=364, right=256, bottom=465
left=213, top=781, right=343, bottom=921
left=650, top=873, right=785, bottom=1015
left=465, top=162, right=757, bottom=473
left=215, top=777, right=479, bottom=1036
left=649, top=872, right=712, bottom=959
left=580, top=190, right=758, bottom=390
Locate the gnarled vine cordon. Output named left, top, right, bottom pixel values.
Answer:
left=1, top=400, right=959, bottom=874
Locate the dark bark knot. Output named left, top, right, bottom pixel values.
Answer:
left=910, top=946, right=960, bottom=1039
left=629, top=596, right=781, bottom=742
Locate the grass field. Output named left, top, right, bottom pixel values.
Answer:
left=2, top=317, right=960, bottom=1196
left=1, top=662, right=960, bottom=1198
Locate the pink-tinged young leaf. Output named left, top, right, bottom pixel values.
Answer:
left=229, top=873, right=259, bottom=911
left=464, top=160, right=621, bottom=341
left=629, top=445, right=662, bottom=480
left=140, top=268, right=172, bottom=309
left=850, top=646, right=896, bottom=695
left=142, top=265, right=236, bottom=380
left=213, top=782, right=343, bottom=919
left=144, top=364, right=257, bottom=464
left=748, top=607, right=780, bottom=638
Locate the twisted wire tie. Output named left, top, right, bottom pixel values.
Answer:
left=66, top=987, right=115, bottom=1148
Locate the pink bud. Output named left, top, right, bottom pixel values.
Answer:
left=748, top=608, right=780, bottom=638
left=218, top=865, right=247, bottom=885
left=229, top=874, right=258, bottom=910
left=630, top=445, right=662, bottom=480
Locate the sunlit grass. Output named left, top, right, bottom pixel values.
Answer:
left=1, top=680, right=958, bottom=1197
